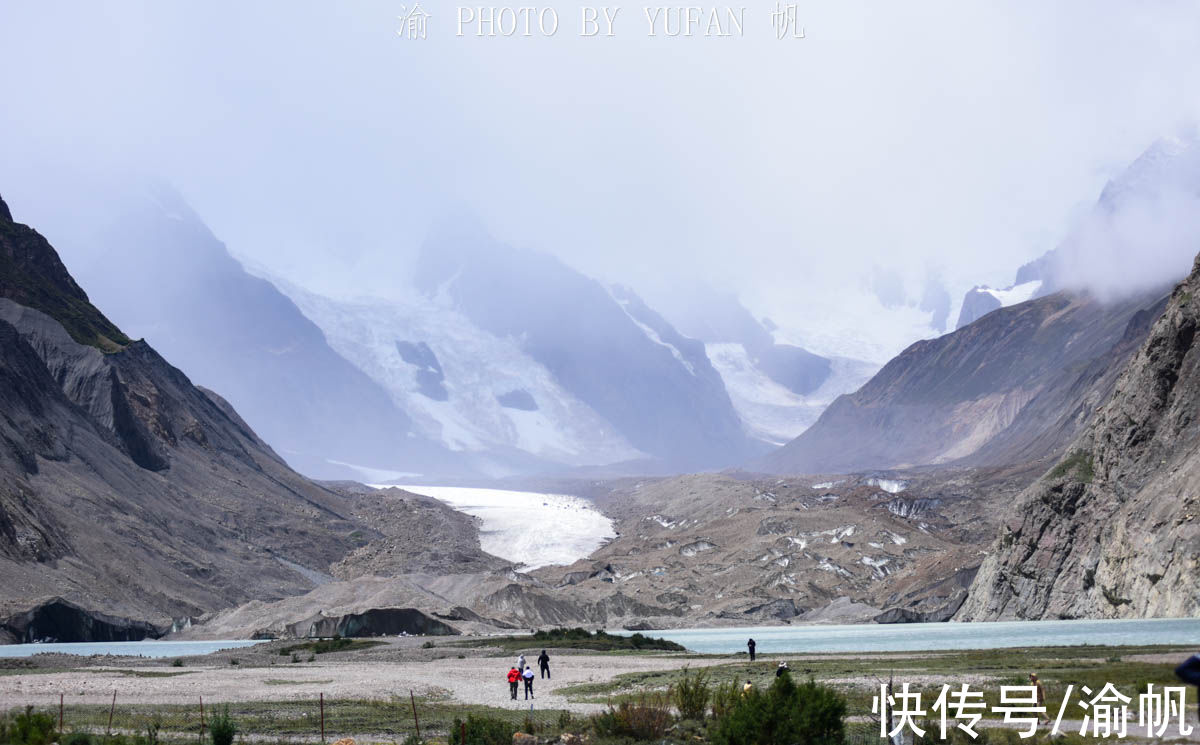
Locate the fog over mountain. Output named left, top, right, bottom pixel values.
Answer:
left=5, top=2, right=1200, bottom=368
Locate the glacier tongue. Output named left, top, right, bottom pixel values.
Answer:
left=384, top=485, right=615, bottom=570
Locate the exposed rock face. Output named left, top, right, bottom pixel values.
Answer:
left=395, top=341, right=449, bottom=401
left=0, top=598, right=164, bottom=643
left=286, top=608, right=458, bottom=638
left=757, top=289, right=1167, bottom=475
left=958, top=255, right=1200, bottom=620
left=14, top=185, right=452, bottom=480
left=955, top=287, right=1002, bottom=329
left=0, top=195, right=379, bottom=631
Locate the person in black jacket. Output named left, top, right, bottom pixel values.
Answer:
left=538, top=649, right=551, bottom=679
left=1175, top=653, right=1200, bottom=721
left=747, top=638, right=756, bottom=662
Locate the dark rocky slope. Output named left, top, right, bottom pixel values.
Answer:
left=13, top=186, right=452, bottom=480
left=0, top=193, right=506, bottom=637
left=957, top=254, right=1200, bottom=620
left=756, top=289, right=1167, bottom=474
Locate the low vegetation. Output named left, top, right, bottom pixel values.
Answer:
left=455, top=627, right=686, bottom=652
left=1048, top=450, right=1095, bottom=483
left=0, top=706, right=57, bottom=745
left=208, top=706, right=236, bottom=745
left=276, top=636, right=384, bottom=656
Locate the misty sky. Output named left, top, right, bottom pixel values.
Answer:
left=3, top=1, right=1200, bottom=362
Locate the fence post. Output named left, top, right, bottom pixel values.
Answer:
left=320, top=692, right=325, bottom=744
left=460, top=719, right=466, bottom=745
left=410, top=689, right=421, bottom=739
left=199, top=696, right=205, bottom=745
left=59, top=693, right=63, bottom=740
left=107, top=690, right=116, bottom=736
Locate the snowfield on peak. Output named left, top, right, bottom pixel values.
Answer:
left=706, top=343, right=877, bottom=443
left=274, top=282, right=643, bottom=467
left=977, top=280, right=1042, bottom=307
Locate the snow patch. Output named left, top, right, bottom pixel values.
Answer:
left=610, top=289, right=696, bottom=375
left=866, top=478, right=907, bottom=494
left=980, top=280, right=1042, bottom=307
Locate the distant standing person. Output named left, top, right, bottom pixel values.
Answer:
left=538, top=649, right=551, bottom=679
left=507, top=666, right=521, bottom=700
left=776, top=661, right=789, bottom=678
left=523, top=665, right=536, bottom=699
left=1029, top=673, right=1048, bottom=724
left=747, top=638, right=756, bottom=661
left=516, top=653, right=526, bottom=671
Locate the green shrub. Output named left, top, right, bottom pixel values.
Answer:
left=143, top=717, right=162, bottom=745
left=591, top=692, right=673, bottom=740
left=1, top=706, right=57, bottom=745
left=527, top=627, right=685, bottom=652
left=61, top=733, right=97, bottom=745
left=674, top=666, right=713, bottom=721
left=710, top=679, right=742, bottom=720
left=450, top=714, right=514, bottom=745
left=209, top=706, right=237, bottom=745
left=710, top=674, right=846, bottom=745
left=557, top=710, right=574, bottom=731
left=421, top=641, right=436, bottom=649
left=170, top=658, right=184, bottom=667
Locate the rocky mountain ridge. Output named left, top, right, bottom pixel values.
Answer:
left=756, top=288, right=1168, bottom=475
left=958, top=253, right=1200, bottom=620
left=0, top=192, right=510, bottom=640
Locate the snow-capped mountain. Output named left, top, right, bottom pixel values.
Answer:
left=706, top=344, right=877, bottom=444
left=961, top=132, right=1200, bottom=326
left=647, top=285, right=878, bottom=444
left=409, top=217, right=767, bottom=469
left=954, top=279, right=1043, bottom=329
left=273, top=278, right=644, bottom=470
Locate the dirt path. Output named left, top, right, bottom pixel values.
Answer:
left=0, top=653, right=728, bottom=713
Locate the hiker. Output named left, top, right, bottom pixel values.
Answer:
left=507, top=666, right=521, bottom=700
left=523, top=665, right=536, bottom=699
left=538, top=649, right=551, bottom=679
left=1175, top=653, right=1200, bottom=721
left=742, top=679, right=753, bottom=696
left=747, top=638, right=756, bottom=661
left=776, top=661, right=789, bottom=678
left=516, top=652, right=526, bottom=670
left=1029, top=673, right=1048, bottom=723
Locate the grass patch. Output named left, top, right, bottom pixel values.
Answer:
left=277, top=638, right=384, bottom=656
left=80, top=668, right=196, bottom=678
left=1048, top=450, right=1095, bottom=483
left=451, top=627, right=685, bottom=653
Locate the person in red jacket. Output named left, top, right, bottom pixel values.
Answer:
left=507, top=666, right=521, bottom=700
